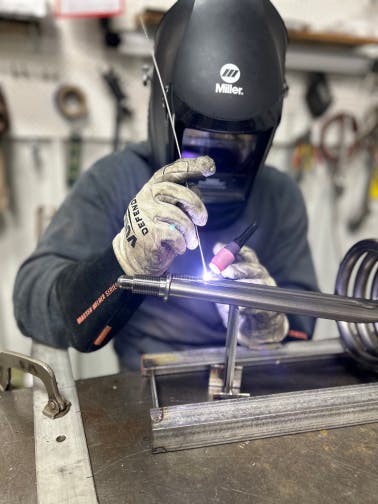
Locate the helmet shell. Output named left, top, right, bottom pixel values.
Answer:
left=148, top=0, right=287, bottom=170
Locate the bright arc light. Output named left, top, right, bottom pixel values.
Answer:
left=203, top=270, right=213, bottom=281
left=203, top=264, right=222, bottom=281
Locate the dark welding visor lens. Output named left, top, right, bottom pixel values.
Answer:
left=180, top=128, right=260, bottom=204
left=181, top=128, right=258, bottom=174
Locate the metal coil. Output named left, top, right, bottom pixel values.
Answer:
left=336, top=239, right=378, bottom=371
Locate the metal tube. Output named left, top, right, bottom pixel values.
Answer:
left=336, top=239, right=378, bottom=370
left=117, top=274, right=378, bottom=323
left=223, top=306, right=240, bottom=394
left=150, top=371, right=159, bottom=409
left=142, top=338, right=345, bottom=376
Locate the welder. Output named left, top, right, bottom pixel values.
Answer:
left=13, top=0, right=318, bottom=371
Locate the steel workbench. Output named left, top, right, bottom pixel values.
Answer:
left=1, top=353, right=378, bottom=504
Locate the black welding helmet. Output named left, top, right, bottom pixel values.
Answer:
left=148, top=0, right=288, bottom=226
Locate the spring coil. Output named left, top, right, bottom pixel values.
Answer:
left=336, top=239, right=378, bottom=371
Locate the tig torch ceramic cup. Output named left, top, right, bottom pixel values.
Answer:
left=209, top=242, right=240, bottom=275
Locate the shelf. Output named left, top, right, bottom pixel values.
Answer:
left=286, top=44, right=376, bottom=75
left=119, top=20, right=378, bottom=76
left=288, top=29, right=378, bottom=47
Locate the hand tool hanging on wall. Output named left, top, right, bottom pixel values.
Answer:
left=102, top=68, right=132, bottom=152
left=99, top=17, right=121, bottom=48
left=305, top=72, right=333, bottom=119
left=320, top=112, right=359, bottom=197
left=0, top=86, right=10, bottom=213
left=291, top=130, right=319, bottom=183
left=348, top=106, right=378, bottom=232
left=31, top=140, right=43, bottom=172
left=320, top=112, right=360, bottom=259
left=55, top=84, right=88, bottom=187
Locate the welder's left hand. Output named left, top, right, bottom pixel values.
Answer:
left=213, top=243, right=289, bottom=347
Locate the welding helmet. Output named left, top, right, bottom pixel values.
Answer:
left=148, top=0, right=288, bottom=226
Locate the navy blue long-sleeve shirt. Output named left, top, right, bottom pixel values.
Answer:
left=13, top=143, right=318, bottom=369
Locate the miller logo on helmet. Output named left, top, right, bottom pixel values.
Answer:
left=220, top=63, right=241, bottom=84
left=215, top=63, right=244, bottom=96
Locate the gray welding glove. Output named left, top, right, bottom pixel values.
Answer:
left=214, top=243, right=289, bottom=346
left=113, top=156, right=215, bottom=276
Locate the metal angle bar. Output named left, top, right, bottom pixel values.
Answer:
left=142, top=338, right=345, bottom=376
left=150, top=382, right=378, bottom=453
left=32, top=342, right=98, bottom=504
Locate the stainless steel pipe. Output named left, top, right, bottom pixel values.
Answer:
left=117, top=274, right=378, bottom=324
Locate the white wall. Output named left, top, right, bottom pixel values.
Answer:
left=123, top=0, right=378, bottom=36
left=0, top=11, right=150, bottom=378
left=0, top=0, right=377, bottom=378
left=269, top=71, right=378, bottom=339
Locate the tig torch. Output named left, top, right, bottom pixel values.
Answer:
left=209, top=222, right=258, bottom=275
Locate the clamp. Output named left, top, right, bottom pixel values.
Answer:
left=0, top=350, right=71, bottom=418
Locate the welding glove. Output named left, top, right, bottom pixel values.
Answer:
left=113, top=156, right=215, bottom=276
left=213, top=243, right=289, bottom=346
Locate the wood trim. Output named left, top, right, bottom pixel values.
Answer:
left=288, top=29, right=378, bottom=47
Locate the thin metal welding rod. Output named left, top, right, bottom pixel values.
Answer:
left=139, top=18, right=208, bottom=276
left=223, top=306, right=240, bottom=394
left=117, top=274, right=378, bottom=323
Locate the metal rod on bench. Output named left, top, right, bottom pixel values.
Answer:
left=150, top=371, right=159, bottom=409
left=224, top=305, right=240, bottom=394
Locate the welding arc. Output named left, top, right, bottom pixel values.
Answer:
left=139, top=17, right=208, bottom=276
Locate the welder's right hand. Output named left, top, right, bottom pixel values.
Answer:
left=214, top=244, right=289, bottom=346
left=113, top=156, right=215, bottom=276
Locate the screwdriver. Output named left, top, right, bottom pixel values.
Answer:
left=209, top=222, right=258, bottom=275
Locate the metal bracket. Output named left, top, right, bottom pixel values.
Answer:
left=209, top=364, right=249, bottom=399
left=0, top=350, right=71, bottom=418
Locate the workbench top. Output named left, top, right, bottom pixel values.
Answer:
left=0, top=388, right=37, bottom=504
left=1, top=356, right=378, bottom=504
